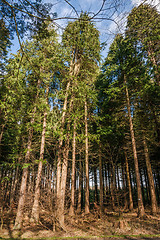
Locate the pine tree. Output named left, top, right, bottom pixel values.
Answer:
left=55, top=12, right=100, bottom=226
left=5, top=22, right=61, bottom=228
left=98, top=34, right=146, bottom=216
left=127, top=4, right=160, bottom=86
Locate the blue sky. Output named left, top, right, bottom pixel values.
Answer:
left=10, top=0, right=160, bottom=58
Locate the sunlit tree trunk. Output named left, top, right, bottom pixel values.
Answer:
left=85, top=100, right=90, bottom=214
left=99, top=145, right=104, bottom=217
left=31, top=87, right=49, bottom=222
left=56, top=53, right=81, bottom=226
left=0, top=123, right=5, bottom=145
left=57, top=95, right=74, bottom=227
left=77, top=159, right=82, bottom=213
left=14, top=78, right=41, bottom=229
left=142, top=132, right=157, bottom=214
left=57, top=80, right=71, bottom=198
left=124, top=149, right=133, bottom=211
left=93, top=166, right=98, bottom=204
left=124, top=74, right=145, bottom=217
left=69, top=121, right=76, bottom=216
left=14, top=139, right=31, bottom=228
left=57, top=131, right=70, bottom=228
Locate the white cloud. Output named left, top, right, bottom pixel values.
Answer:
left=107, top=12, right=128, bottom=35
left=131, top=0, right=160, bottom=10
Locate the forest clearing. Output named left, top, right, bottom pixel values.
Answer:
left=0, top=0, right=160, bottom=239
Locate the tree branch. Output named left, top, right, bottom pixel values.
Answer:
left=64, top=0, right=79, bottom=18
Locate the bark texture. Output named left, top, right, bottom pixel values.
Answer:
left=99, top=146, right=104, bottom=217
left=85, top=100, right=90, bottom=214
left=14, top=79, right=41, bottom=229
left=142, top=132, right=157, bottom=214
left=124, top=74, right=145, bottom=217
left=31, top=87, right=49, bottom=222
left=124, top=149, right=134, bottom=211
left=69, top=121, right=76, bottom=216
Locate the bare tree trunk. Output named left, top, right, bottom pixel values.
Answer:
left=140, top=169, right=145, bottom=205
left=57, top=94, right=74, bottom=227
left=69, top=121, right=76, bottom=216
left=56, top=51, right=81, bottom=227
left=10, top=163, right=19, bottom=209
left=14, top=130, right=33, bottom=229
left=142, top=132, right=157, bottom=214
left=56, top=54, right=80, bottom=212
left=124, top=74, right=145, bottom=217
left=122, top=164, right=128, bottom=210
left=124, top=149, right=133, bottom=211
left=14, top=167, right=28, bottom=229
left=57, top=132, right=70, bottom=228
left=57, top=80, right=71, bottom=197
left=85, top=100, right=90, bottom=214
left=93, top=166, right=98, bottom=204
left=31, top=87, right=49, bottom=222
left=110, top=164, right=115, bottom=210
left=104, top=164, right=109, bottom=201
left=0, top=124, right=5, bottom=145
left=99, top=146, right=104, bottom=217
left=77, top=159, right=82, bottom=213
left=107, top=163, right=111, bottom=194
left=57, top=89, right=76, bottom=226
left=144, top=167, right=150, bottom=205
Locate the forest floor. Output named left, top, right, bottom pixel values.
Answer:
left=0, top=207, right=160, bottom=239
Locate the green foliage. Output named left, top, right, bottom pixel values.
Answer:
left=0, top=19, right=11, bottom=59
left=126, top=4, right=160, bottom=85
left=0, top=3, right=159, bottom=218
left=0, top=21, right=62, bottom=168
left=62, top=12, right=100, bottom=62
left=0, top=0, right=53, bottom=38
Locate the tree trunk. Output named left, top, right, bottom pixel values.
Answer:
left=56, top=54, right=81, bottom=222
left=142, top=132, right=157, bottom=214
left=93, top=166, right=98, bottom=204
left=124, top=74, right=145, bottom=217
left=99, top=146, right=104, bottom=217
left=14, top=78, right=41, bottom=229
left=107, top=163, right=111, bottom=194
left=122, top=164, right=128, bottom=210
left=104, top=164, right=109, bottom=202
left=10, top=163, right=19, bottom=209
left=31, top=87, right=49, bottom=222
left=140, top=169, right=145, bottom=205
left=57, top=132, right=69, bottom=228
left=57, top=95, right=75, bottom=228
left=85, top=100, right=90, bottom=214
left=0, top=123, right=5, bottom=145
left=124, top=149, right=133, bottom=211
left=57, top=80, right=71, bottom=198
left=77, top=159, right=82, bottom=213
left=110, top=164, right=115, bottom=210
left=144, top=167, right=150, bottom=205
left=69, top=121, right=76, bottom=216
